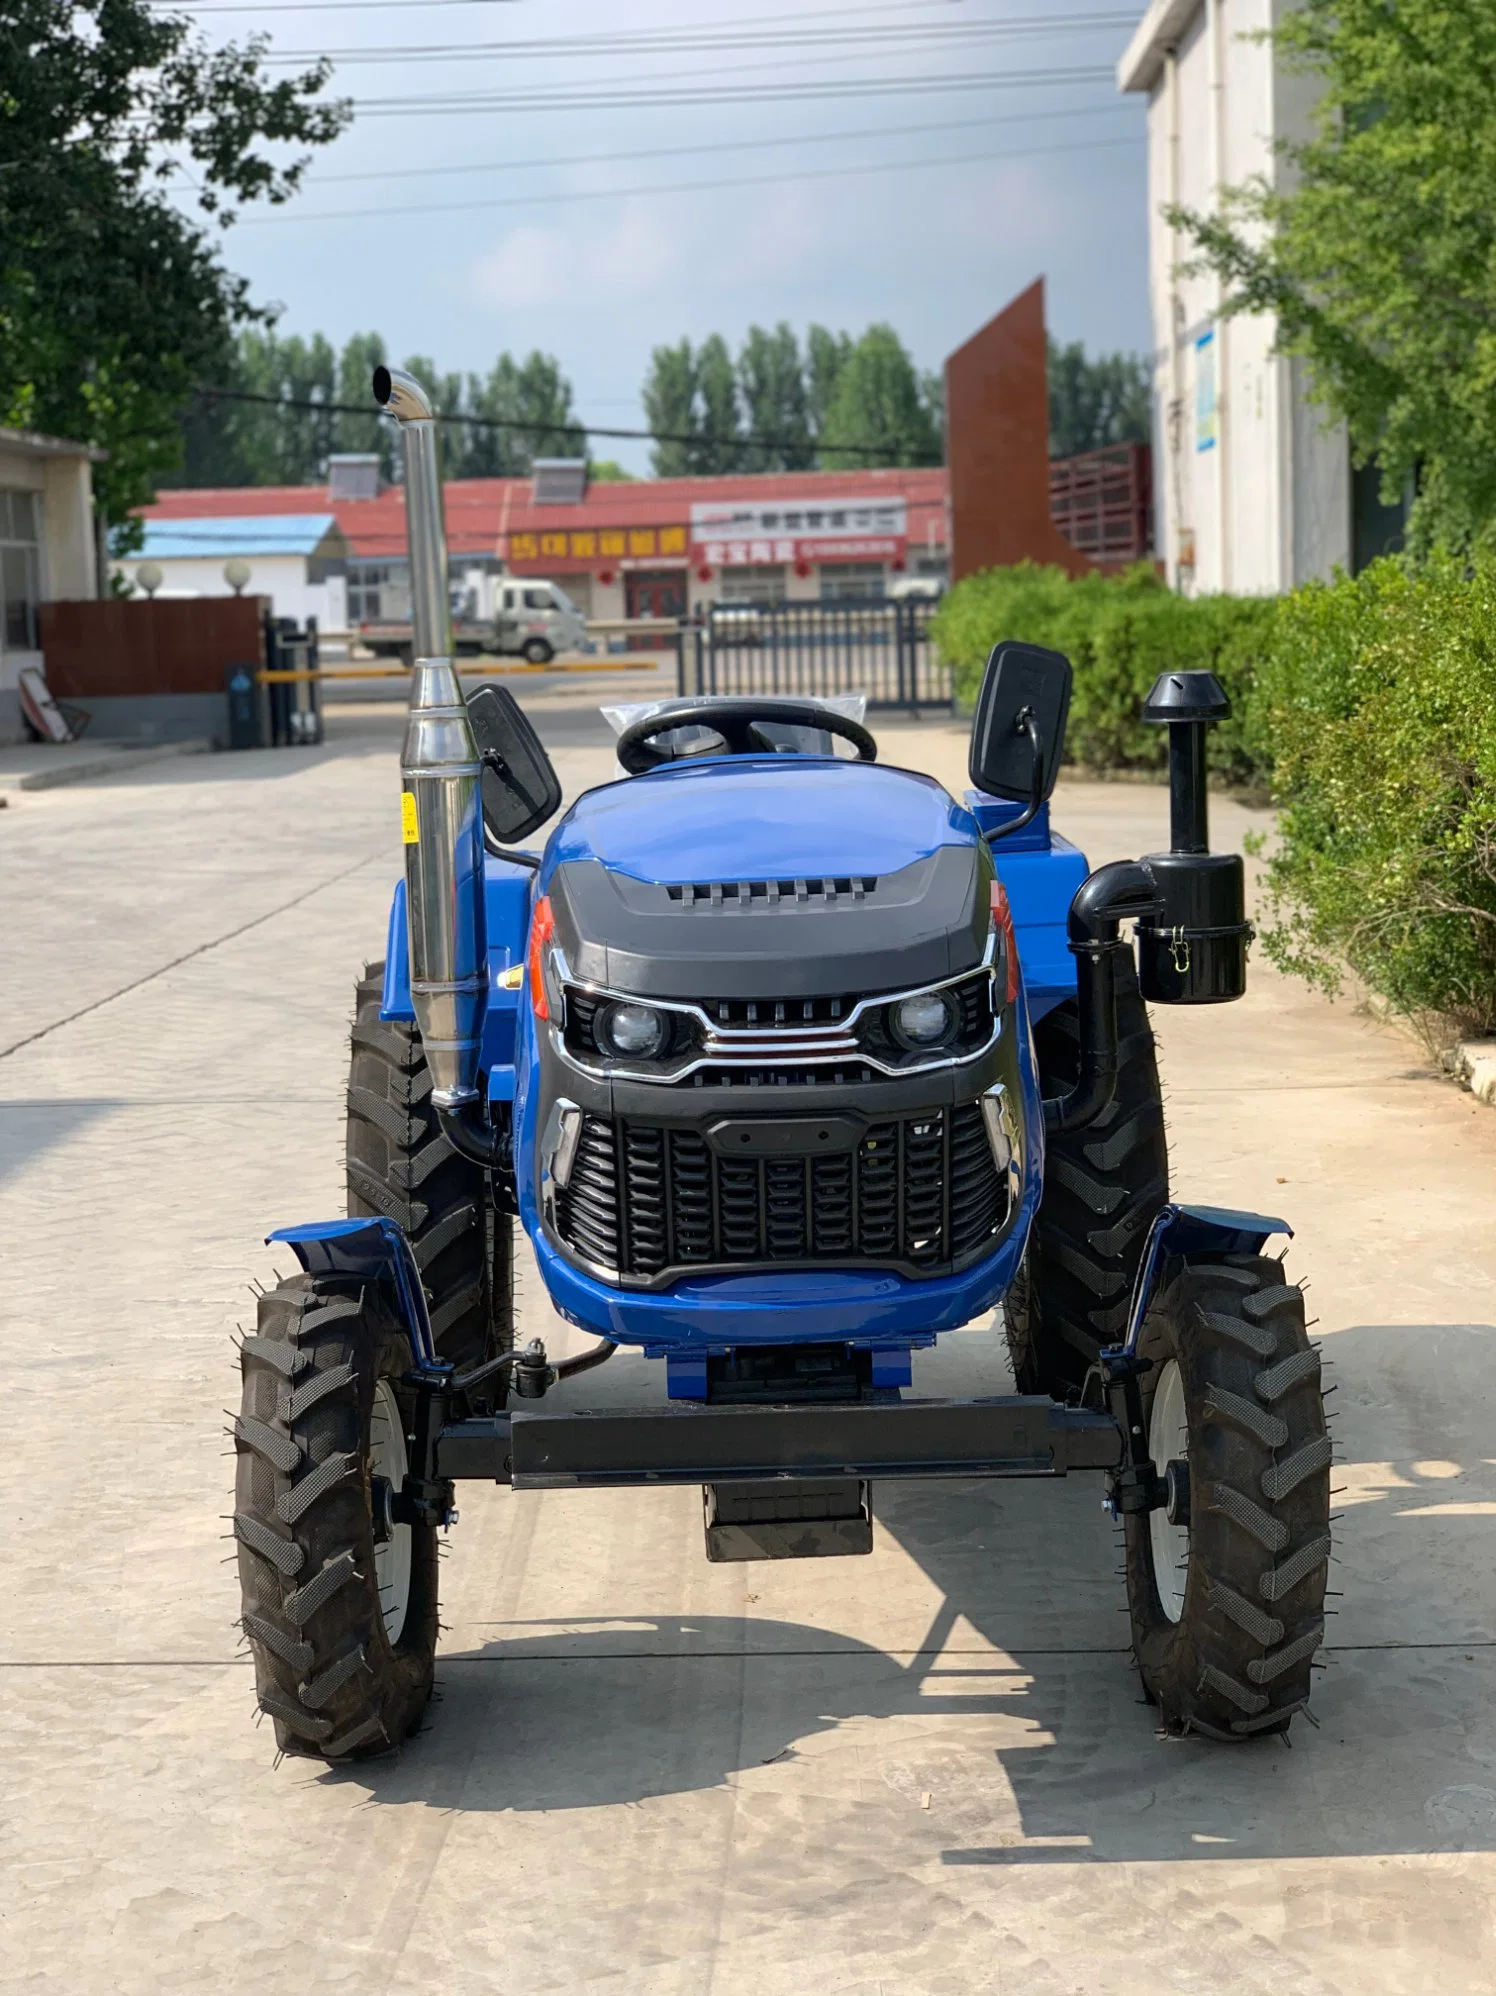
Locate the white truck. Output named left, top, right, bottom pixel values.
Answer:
left=358, top=579, right=589, bottom=665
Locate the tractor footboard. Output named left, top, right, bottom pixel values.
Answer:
left=435, top=1396, right=1122, bottom=1488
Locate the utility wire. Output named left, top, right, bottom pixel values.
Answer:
left=258, top=14, right=1136, bottom=65
left=347, top=62, right=1116, bottom=116
left=189, top=99, right=1132, bottom=193
left=189, top=386, right=930, bottom=463
left=234, top=129, right=1138, bottom=228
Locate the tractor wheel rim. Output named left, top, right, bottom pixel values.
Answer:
left=370, top=1379, right=412, bottom=1646
left=1148, top=1358, right=1189, bottom=1624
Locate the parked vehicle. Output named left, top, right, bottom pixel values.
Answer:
left=233, top=367, right=1331, bottom=1764
left=358, top=613, right=493, bottom=663
left=359, top=582, right=587, bottom=666
left=493, top=578, right=588, bottom=663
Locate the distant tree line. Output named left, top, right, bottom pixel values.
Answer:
left=162, top=319, right=1152, bottom=489
left=1047, top=338, right=1152, bottom=459
left=641, top=323, right=1150, bottom=476
left=165, top=328, right=584, bottom=488
left=641, top=323, right=943, bottom=474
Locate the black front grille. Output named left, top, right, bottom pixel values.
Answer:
left=553, top=1103, right=1007, bottom=1280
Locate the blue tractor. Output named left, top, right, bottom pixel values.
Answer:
left=234, top=369, right=1330, bottom=1761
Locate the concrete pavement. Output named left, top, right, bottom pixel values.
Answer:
left=2, top=681, right=1494, bottom=1993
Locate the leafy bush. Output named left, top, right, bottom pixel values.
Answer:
left=931, top=562, right=1278, bottom=783
left=1252, top=557, right=1496, bottom=1036
left=934, top=555, right=1496, bottom=1038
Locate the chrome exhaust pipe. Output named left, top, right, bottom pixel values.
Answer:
left=373, top=365, right=493, bottom=1150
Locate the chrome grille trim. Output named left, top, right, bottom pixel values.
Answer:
left=554, top=934, right=1000, bottom=1086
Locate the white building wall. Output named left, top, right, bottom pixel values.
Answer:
left=0, top=435, right=99, bottom=737
left=1126, top=0, right=1350, bottom=596
left=114, top=552, right=343, bottom=630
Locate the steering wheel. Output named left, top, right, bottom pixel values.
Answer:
left=615, top=698, right=878, bottom=774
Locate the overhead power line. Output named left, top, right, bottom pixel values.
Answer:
left=258, top=14, right=1137, bottom=65
left=348, top=63, right=1116, bottom=116
left=207, top=100, right=1133, bottom=193
left=190, top=387, right=931, bottom=464
left=235, top=129, right=1139, bottom=228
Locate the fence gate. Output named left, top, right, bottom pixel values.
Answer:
left=686, top=598, right=948, bottom=711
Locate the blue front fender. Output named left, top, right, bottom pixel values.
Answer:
left=267, top=1217, right=436, bottom=1366
left=1120, top=1203, right=1293, bottom=1355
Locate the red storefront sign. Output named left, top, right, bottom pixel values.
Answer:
left=688, top=496, right=907, bottom=568
left=694, top=534, right=904, bottom=565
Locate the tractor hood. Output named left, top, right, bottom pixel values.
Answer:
left=543, top=757, right=992, bottom=1001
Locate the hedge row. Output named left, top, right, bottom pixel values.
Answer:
left=931, top=562, right=1279, bottom=785
left=932, top=557, right=1496, bottom=1038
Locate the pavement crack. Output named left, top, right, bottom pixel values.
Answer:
left=0, top=848, right=385, bottom=1062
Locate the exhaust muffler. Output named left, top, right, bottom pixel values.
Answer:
left=374, top=364, right=499, bottom=1162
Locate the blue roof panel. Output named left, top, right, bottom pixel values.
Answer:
left=138, top=514, right=341, bottom=558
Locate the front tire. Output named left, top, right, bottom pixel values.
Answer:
left=521, top=637, right=553, bottom=664
left=1123, top=1254, right=1331, bottom=1740
left=234, top=1273, right=439, bottom=1761
left=346, top=964, right=513, bottom=1402
left=1005, top=966, right=1169, bottom=1397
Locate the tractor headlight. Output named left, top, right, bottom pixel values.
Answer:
left=888, top=989, right=959, bottom=1051
left=596, top=1000, right=668, bottom=1060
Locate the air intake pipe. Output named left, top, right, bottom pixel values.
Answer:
left=374, top=365, right=502, bottom=1166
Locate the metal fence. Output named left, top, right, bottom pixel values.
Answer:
left=684, top=597, right=948, bottom=712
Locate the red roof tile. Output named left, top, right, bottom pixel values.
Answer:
left=140, top=467, right=948, bottom=562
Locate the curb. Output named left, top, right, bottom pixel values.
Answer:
left=0, top=738, right=214, bottom=794
left=1444, top=1041, right=1496, bottom=1105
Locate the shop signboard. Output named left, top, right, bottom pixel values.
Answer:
left=689, top=496, right=907, bottom=567
left=505, top=524, right=690, bottom=572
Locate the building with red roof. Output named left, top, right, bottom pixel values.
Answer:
left=138, top=461, right=950, bottom=630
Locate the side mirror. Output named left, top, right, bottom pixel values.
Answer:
left=969, top=640, right=1073, bottom=806
left=466, top=683, right=563, bottom=844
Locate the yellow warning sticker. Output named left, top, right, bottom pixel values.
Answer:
left=401, top=792, right=420, bottom=845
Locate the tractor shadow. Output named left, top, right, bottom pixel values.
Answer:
left=329, top=1321, right=1496, bottom=1862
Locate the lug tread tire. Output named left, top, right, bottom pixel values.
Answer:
left=235, top=1273, right=438, bottom=1761
left=1123, top=1255, right=1330, bottom=1740
left=1006, top=966, right=1169, bottom=1396
left=346, top=964, right=513, bottom=1393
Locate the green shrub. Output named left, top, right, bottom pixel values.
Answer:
left=931, top=562, right=1278, bottom=783
left=1252, top=556, right=1496, bottom=1037
left=933, top=554, right=1496, bottom=1037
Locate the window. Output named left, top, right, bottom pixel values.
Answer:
left=719, top=564, right=785, bottom=605
left=348, top=561, right=399, bottom=622
left=0, top=489, right=40, bottom=651
left=819, top=562, right=884, bottom=603
left=523, top=587, right=552, bottom=610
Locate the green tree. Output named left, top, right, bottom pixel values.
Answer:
left=737, top=323, right=811, bottom=471
left=695, top=334, right=742, bottom=472
left=642, top=338, right=698, bottom=476
left=641, top=336, right=740, bottom=474
left=1047, top=339, right=1151, bottom=457
left=0, top=0, right=348, bottom=521
left=332, top=332, right=393, bottom=474
left=1170, top=0, right=1496, bottom=553
left=819, top=324, right=942, bottom=469
left=509, top=351, right=586, bottom=464
left=805, top=324, right=853, bottom=445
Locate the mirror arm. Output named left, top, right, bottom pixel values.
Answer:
left=481, top=832, right=541, bottom=870
left=984, top=707, right=1045, bottom=846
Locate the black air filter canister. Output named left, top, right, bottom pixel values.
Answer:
left=1136, top=849, right=1249, bottom=1002
left=1135, top=669, right=1252, bottom=1006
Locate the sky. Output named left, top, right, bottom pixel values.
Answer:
left=180, top=0, right=1151, bottom=473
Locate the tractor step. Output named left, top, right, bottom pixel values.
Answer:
left=703, top=1478, right=873, bottom=1561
